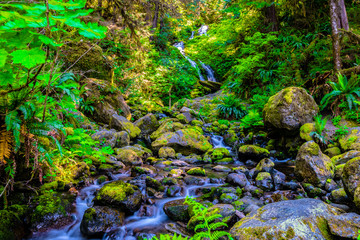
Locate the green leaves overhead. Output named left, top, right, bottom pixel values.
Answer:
left=0, top=49, right=8, bottom=68
left=10, top=48, right=46, bottom=69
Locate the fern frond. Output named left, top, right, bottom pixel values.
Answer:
left=194, top=223, right=207, bottom=232
left=206, top=214, right=222, bottom=222
left=0, top=127, right=12, bottom=164
left=211, top=231, right=233, bottom=240
left=209, top=221, right=228, bottom=230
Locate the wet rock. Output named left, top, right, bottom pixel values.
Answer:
left=327, top=213, right=360, bottom=239
left=330, top=188, right=349, bottom=204
left=342, top=157, right=360, bottom=208
left=325, top=179, right=338, bottom=192
left=120, top=145, right=153, bottom=159
left=115, top=149, right=142, bottom=166
left=331, top=150, right=360, bottom=165
left=213, top=165, right=232, bottom=172
left=145, top=177, right=164, bottom=192
left=80, top=206, right=125, bottom=237
left=272, top=170, right=286, bottom=190
left=339, top=129, right=360, bottom=151
left=134, top=113, right=159, bottom=137
left=226, top=173, right=250, bottom=188
left=94, top=180, right=143, bottom=214
left=295, top=141, right=334, bottom=186
left=161, top=177, right=178, bottom=186
left=169, top=168, right=184, bottom=178
left=220, top=193, right=239, bottom=204
left=0, top=210, right=26, bottom=240
left=166, top=185, right=182, bottom=197
left=263, top=87, right=319, bottom=132
left=238, top=145, right=270, bottom=161
left=302, top=183, right=326, bottom=197
left=224, top=130, right=239, bottom=147
left=159, top=147, right=176, bottom=158
left=152, top=128, right=213, bottom=155
left=163, top=199, right=190, bottom=222
left=283, top=181, right=300, bottom=190
left=131, top=166, right=154, bottom=176
left=186, top=167, right=206, bottom=176
left=203, top=148, right=231, bottom=163
left=184, top=176, right=205, bottom=185
left=254, top=158, right=275, bottom=174
left=230, top=198, right=345, bottom=240
left=255, top=172, right=273, bottom=191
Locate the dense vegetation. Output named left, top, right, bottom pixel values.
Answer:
left=1, top=0, right=360, bottom=239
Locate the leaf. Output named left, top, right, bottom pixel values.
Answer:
left=10, top=48, right=46, bottom=69
left=78, top=21, right=107, bottom=39
left=38, top=35, right=63, bottom=47
left=0, top=48, right=8, bottom=68
left=0, top=127, right=12, bottom=164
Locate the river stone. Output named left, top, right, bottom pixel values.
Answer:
left=163, top=199, right=190, bottom=222
left=150, top=119, right=184, bottom=140
left=203, top=148, right=231, bottom=162
left=159, top=147, right=176, bottom=158
left=255, top=172, right=273, bottom=191
left=152, top=128, right=212, bottom=155
left=230, top=198, right=345, bottom=240
left=327, top=212, right=360, bottom=239
left=331, top=150, right=360, bottom=165
left=238, top=145, right=269, bottom=161
left=94, top=180, right=143, bottom=214
left=91, top=130, right=130, bottom=148
left=226, top=173, right=250, bottom=188
left=263, top=87, right=318, bottom=132
left=134, top=113, right=159, bottom=137
left=342, top=157, right=360, bottom=208
left=120, top=145, right=153, bottom=159
left=0, top=210, right=26, bottom=240
left=254, top=158, right=275, bottom=173
left=339, top=129, right=360, bottom=151
left=295, top=141, right=334, bottom=186
left=80, top=206, right=125, bottom=237
left=115, top=149, right=142, bottom=166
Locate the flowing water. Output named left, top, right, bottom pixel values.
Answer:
left=173, top=26, right=217, bottom=82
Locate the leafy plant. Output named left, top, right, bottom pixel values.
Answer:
left=217, top=95, right=248, bottom=120
left=151, top=233, right=189, bottom=240
left=321, top=73, right=360, bottom=114
left=310, top=115, right=330, bottom=147
left=240, top=110, right=264, bottom=129
left=184, top=197, right=234, bottom=240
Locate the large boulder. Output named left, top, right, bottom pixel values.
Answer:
left=295, top=141, right=334, bottom=186
left=80, top=206, right=125, bottom=237
left=91, top=130, right=129, bottom=148
left=151, top=128, right=212, bottom=155
left=339, top=129, right=360, bottom=151
left=115, top=149, right=142, bottom=166
left=134, top=113, right=159, bottom=137
left=230, top=198, right=360, bottom=240
left=82, top=79, right=139, bottom=137
left=94, top=181, right=143, bottom=214
left=238, top=145, right=269, bottom=161
left=163, top=199, right=190, bottom=222
left=331, top=150, right=360, bottom=165
left=342, top=157, right=360, bottom=208
left=263, top=87, right=318, bottom=132
left=61, top=42, right=113, bottom=81
left=150, top=119, right=184, bottom=140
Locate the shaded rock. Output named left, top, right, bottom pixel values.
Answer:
left=163, top=199, right=190, bottom=222
left=152, top=128, right=212, bottom=155
left=331, top=150, right=360, bottom=165
left=115, top=149, right=142, bottom=166
left=94, top=181, right=143, bottom=214
left=263, top=87, right=319, bottom=132
left=220, top=193, right=239, bottom=204
left=238, top=145, right=269, bottom=161
left=203, top=148, right=231, bottom=162
left=255, top=172, right=273, bottom=191
left=150, top=119, right=184, bottom=140
left=80, top=206, right=125, bottom=237
left=184, top=176, right=205, bottom=185
left=339, top=129, right=360, bottom=151
left=295, top=141, right=334, bottom=186
left=230, top=198, right=344, bottom=240
left=145, top=176, right=164, bottom=192
left=166, top=185, right=182, bottom=197
left=159, top=147, right=176, bottom=158
left=324, top=147, right=342, bottom=158
left=330, top=188, right=349, bottom=204
left=342, top=157, right=360, bottom=208
left=131, top=166, right=154, bottom=175
left=226, top=173, right=250, bottom=188
left=254, top=158, right=274, bottom=174
left=134, top=113, right=159, bottom=137
left=272, top=170, right=286, bottom=190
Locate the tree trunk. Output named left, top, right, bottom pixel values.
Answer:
left=264, top=4, right=278, bottom=32
left=337, top=0, right=349, bottom=30
left=152, top=1, right=159, bottom=29
left=330, top=0, right=342, bottom=71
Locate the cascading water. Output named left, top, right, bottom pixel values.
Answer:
left=211, top=135, right=232, bottom=152
left=174, top=25, right=216, bottom=82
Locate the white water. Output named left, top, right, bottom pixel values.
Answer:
left=211, top=135, right=232, bottom=152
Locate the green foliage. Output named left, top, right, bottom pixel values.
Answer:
left=321, top=74, right=360, bottom=113
left=217, top=95, right=247, bottom=120
left=310, top=115, right=330, bottom=147
left=151, top=233, right=189, bottom=240
left=184, top=197, right=234, bottom=240
left=240, top=110, right=264, bottom=129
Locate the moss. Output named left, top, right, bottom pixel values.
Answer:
left=239, top=145, right=270, bottom=156
left=95, top=181, right=135, bottom=203
left=99, top=164, right=114, bottom=171
left=40, top=181, right=59, bottom=192
left=0, top=210, right=23, bottom=240
left=64, top=127, right=74, bottom=135
left=191, top=120, right=203, bottom=127
left=256, top=172, right=271, bottom=181
left=176, top=114, right=188, bottom=123
left=187, top=167, right=206, bottom=176
left=300, top=123, right=316, bottom=141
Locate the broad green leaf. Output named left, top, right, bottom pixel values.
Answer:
left=0, top=49, right=8, bottom=67
left=38, top=35, right=63, bottom=47
left=0, top=70, right=15, bottom=86
left=78, top=22, right=107, bottom=39
left=10, top=48, right=46, bottom=69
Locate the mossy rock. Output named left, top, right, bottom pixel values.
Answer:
left=300, top=123, right=315, bottom=141
left=131, top=166, right=154, bottom=175
left=134, top=113, right=159, bottom=137
left=163, top=199, right=190, bottom=222
left=229, top=198, right=345, bottom=240
left=224, top=130, right=239, bottom=146
left=203, top=148, right=231, bottom=162
left=238, top=145, right=270, bottom=161
left=339, top=129, right=360, bottom=151
left=263, top=87, right=318, bottom=132
left=94, top=180, right=143, bottom=214
left=0, top=210, right=26, bottom=240
left=186, top=167, right=206, bottom=176
left=342, top=157, right=360, bottom=202
left=150, top=119, right=184, bottom=140
left=146, top=176, right=164, bottom=191
left=295, top=141, right=334, bottom=186
left=115, top=149, right=142, bottom=166
left=324, top=147, right=342, bottom=159
left=331, top=150, right=360, bottom=165
left=152, top=128, right=213, bottom=155
left=159, top=147, right=176, bottom=158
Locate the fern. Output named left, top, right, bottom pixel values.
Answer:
left=310, top=115, right=330, bottom=147
left=150, top=233, right=189, bottom=240
left=217, top=95, right=248, bottom=120
left=0, top=127, right=12, bottom=164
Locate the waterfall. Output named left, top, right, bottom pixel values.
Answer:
left=174, top=25, right=216, bottom=82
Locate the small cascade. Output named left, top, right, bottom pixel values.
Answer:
left=211, top=135, right=232, bottom=152
left=200, top=60, right=216, bottom=82
left=173, top=25, right=216, bottom=82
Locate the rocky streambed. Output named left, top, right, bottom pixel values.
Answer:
left=6, top=85, right=360, bottom=240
